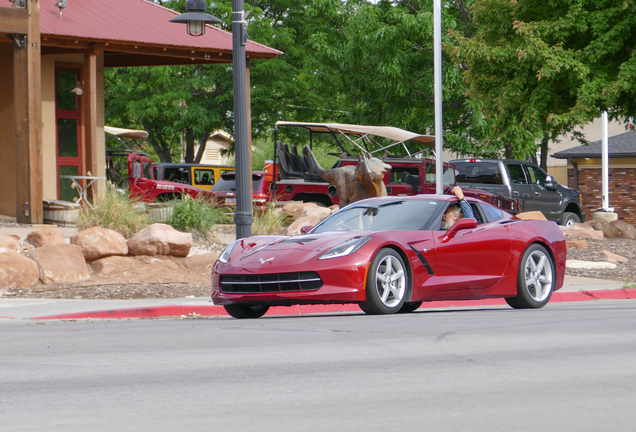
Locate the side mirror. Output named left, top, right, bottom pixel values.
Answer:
left=545, top=175, right=557, bottom=190
left=439, top=218, right=478, bottom=242
left=300, top=225, right=313, bottom=235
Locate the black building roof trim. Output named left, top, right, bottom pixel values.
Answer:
left=552, top=130, right=636, bottom=159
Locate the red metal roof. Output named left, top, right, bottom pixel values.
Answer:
left=1, top=0, right=281, bottom=57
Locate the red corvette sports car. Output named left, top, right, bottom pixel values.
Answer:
left=211, top=195, right=567, bottom=318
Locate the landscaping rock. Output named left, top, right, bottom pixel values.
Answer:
left=284, top=215, right=322, bottom=236
left=127, top=223, right=192, bottom=257
left=602, top=250, right=628, bottom=264
left=566, top=240, right=588, bottom=249
left=562, top=228, right=604, bottom=240
left=283, top=202, right=318, bottom=219
left=26, top=228, right=66, bottom=248
left=585, top=219, right=622, bottom=238
left=31, top=244, right=91, bottom=284
left=515, top=211, right=547, bottom=221
left=610, top=220, right=636, bottom=239
left=182, top=252, right=220, bottom=274
left=90, top=256, right=138, bottom=276
left=569, top=222, right=594, bottom=231
left=0, top=251, right=39, bottom=290
left=566, top=260, right=617, bottom=270
left=301, top=205, right=332, bottom=220
left=0, top=235, right=20, bottom=253
left=70, top=227, right=128, bottom=261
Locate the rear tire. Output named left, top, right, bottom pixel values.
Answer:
left=359, top=248, right=408, bottom=315
left=505, top=244, right=555, bottom=309
left=562, top=212, right=580, bottom=227
left=223, top=303, right=270, bottom=319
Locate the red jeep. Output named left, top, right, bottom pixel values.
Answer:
left=127, top=154, right=215, bottom=202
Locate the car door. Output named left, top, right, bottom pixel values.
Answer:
left=427, top=221, right=512, bottom=297
left=524, top=163, right=561, bottom=221
left=506, top=162, right=536, bottom=212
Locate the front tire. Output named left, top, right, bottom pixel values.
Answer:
left=505, top=244, right=555, bottom=309
left=223, top=303, right=270, bottom=319
left=359, top=248, right=408, bottom=315
left=398, top=301, right=423, bottom=314
left=562, top=212, right=580, bottom=227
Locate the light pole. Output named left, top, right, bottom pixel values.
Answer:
left=171, top=0, right=253, bottom=239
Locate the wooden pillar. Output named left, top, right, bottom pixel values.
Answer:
left=14, top=0, right=42, bottom=224
left=84, top=45, right=99, bottom=199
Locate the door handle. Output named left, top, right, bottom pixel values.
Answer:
left=534, top=192, right=540, bottom=196
left=512, top=190, right=519, bottom=195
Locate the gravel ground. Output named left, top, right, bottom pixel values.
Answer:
left=2, top=221, right=635, bottom=300
left=564, top=237, right=636, bottom=284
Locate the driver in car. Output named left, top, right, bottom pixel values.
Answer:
left=441, top=186, right=475, bottom=230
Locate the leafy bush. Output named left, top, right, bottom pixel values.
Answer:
left=77, top=182, right=151, bottom=238
left=168, top=195, right=231, bottom=240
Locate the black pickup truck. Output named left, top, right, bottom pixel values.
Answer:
left=450, top=159, right=585, bottom=226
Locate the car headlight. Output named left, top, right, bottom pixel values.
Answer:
left=318, top=236, right=372, bottom=260
left=218, top=240, right=238, bottom=264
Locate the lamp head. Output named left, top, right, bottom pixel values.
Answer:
left=169, top=0, right=222, bottom=37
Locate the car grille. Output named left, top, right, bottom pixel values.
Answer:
left=220, top=272, right=323, bottom=293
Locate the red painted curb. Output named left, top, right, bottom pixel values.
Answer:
left=29, top=288, right=636, bottom=320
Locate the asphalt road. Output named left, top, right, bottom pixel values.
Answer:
left=1, top=301, right=635, bottom=432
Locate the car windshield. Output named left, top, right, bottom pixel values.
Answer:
left=312, top=199, right=442, bottom=233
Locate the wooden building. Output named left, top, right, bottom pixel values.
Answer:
left=0, top=0, right=281, bottom=223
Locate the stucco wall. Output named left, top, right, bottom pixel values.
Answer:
left=0, top=43, right=16, bottom=217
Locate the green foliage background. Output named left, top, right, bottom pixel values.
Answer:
left=105, top=0, right=636, bottom=169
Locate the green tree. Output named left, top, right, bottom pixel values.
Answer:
left=447, top=0, right=636, bottom=167
left=306, top=0, right=490, bottom=157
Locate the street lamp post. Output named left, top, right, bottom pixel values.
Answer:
left=231, top=0, right=253, bottom=239
left=171, top=0, right=253, bottom=239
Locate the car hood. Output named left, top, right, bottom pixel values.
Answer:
left=228, top=231, right=373, bottom=270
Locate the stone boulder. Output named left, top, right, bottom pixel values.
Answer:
left=515, top=211, right=547, bottom=221
left=562, top=228, right=604, bottom=240
left=31, top=244, right=90, bottom=284
left=284, top=215, right=322, bottom=236
left=301, top=205, right=332, bottom=220
left=283, top=201, right=315, bottom=219
left=566, top=240, right=587, bottom=249
left=602, top=250, right=628, bottom=264
left=610, top=220, right=636, bottom=239
left=585, top=219, right=622, bottom=238
left=0, top=251, right=40, bottom=290
left=26, top=228, right=66, bottom=248
left=183, top=252, right=221, bottom=274
left=0, top=235, right=20, bottom=253
left=90, top=256, right=138, bottom=276
left=569, top=222, right=594, bottom=231
left=90, top=255, right=208, bottom=285
left=71, top=227, right=128, bottom=261
left=127, top=223, right=192, bottom=257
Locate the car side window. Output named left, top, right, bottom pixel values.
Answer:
left=194, top=169, right=214, bottom=186
left=479, top=203, right=503, bottom=222
left=507, top=163, right=527, bottom=184
left=525, top=164, right=547, bottom=188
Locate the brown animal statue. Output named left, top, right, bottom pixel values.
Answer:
left=304, top=146, right=391, bottom=208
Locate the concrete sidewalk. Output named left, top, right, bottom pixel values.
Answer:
left=1, top=275, right=633, bottom=321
